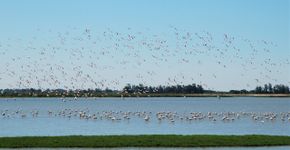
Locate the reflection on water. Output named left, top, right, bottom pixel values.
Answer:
left=0, top=97, right=290, bottom=136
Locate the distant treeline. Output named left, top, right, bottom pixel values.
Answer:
left=123, top=84, right=204, bottom=94
left=0, top=88, right=116, bottom=97
left=229, top=83, right=290, bottom=94
left=0, top=83, right=289, bottom=97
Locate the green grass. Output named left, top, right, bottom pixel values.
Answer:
left=0, top=135, right=290, bottom=148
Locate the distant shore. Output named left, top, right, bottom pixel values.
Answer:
left=128, top=93, right=290, bottom=97
left=0, top=93, right=290, bottom=98
left=0, top=135, right=289, bottom=148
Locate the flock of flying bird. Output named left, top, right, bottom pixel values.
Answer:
left=0, top=26, right=289, bottom=92
left=0, top=27, right=289, bottom=128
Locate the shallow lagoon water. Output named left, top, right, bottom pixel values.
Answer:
left=0, top=97, right=289, bottom=137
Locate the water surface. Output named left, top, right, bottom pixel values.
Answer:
left=0, top=97, right=289, bottom=137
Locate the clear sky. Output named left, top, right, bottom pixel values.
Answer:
left=0, top=0, right=289, bottom=91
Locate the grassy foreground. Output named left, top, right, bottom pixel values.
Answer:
left=0, top=135, right=290, bottom=148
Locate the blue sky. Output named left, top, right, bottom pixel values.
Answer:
left=0, top=0, right=289, bottom=91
